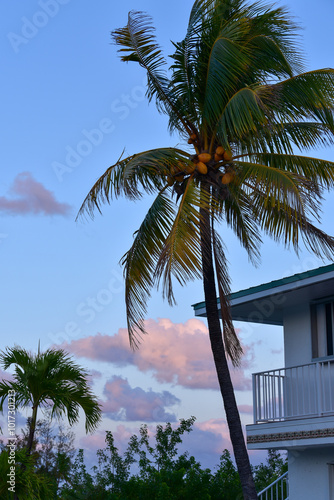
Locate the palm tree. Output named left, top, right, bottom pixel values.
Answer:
left=77, top=1, right=334, bottom=497
left=0, top=346, right=102, bottom=456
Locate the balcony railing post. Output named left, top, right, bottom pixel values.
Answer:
left=252, top=373, right=258, bottom=423
left=316, top=361, right=323, bottom=416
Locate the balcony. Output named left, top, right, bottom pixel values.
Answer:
left=246, top=361, right=334, bottom=450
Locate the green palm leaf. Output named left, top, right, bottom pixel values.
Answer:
left=112, top=11, right=193, bottom=134
left=248, top=153, right=334, bottom=188
left=0, top=347, right=101, bottom=436
left=155, top=178, right=204, bottom=304
left=77, top=148, right=191, bottom=220
left=121, top=192, right=176, bottom=347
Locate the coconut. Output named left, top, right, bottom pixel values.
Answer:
left=196, top=162, right=208, bottom=175
left=216, top=146, right=225, bottom=156
left=214, top=153, right=223, bottom=162
left=221, top=172, right=234, bottom=184
left=198, top=153, right=212, bottom=164
left=223, top=150, right=233, bottom=162
left=190, top=133, right=197, bottom=140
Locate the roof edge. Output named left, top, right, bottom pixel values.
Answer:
left=192, top=263, right=334, bottom=311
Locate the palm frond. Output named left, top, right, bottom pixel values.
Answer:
left=240, top=121, right=334, bottom=156
left=246, top=34, right=293, bottom=78
left=112, top=11, right=193, bottom=134
left=76, top=148, right=190, bottom=220
left=282, top=122, right=334, bottom=151
left=246, top=2, right=304, bottom=74
left=251, top=192, right=334, bottom=259
left=202, top=22, right=251, bottom=128
left=235, top=160, right=311, bottom=214
left=248, top=153, right=334, bottom=189
left=169, top=0, right=215, bottom=132
left=268, top=69, right=334, bottom=126
left=155, top=178, right=204, bottom=305
left=121, top=192, right=176, bottom=347
left=215, top=86, right=267, bottom=146
left=219, top=186, right=262, bottom=265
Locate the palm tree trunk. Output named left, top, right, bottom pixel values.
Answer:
left=200, top=188, right=258, bottom=500
left=26, top=405, right=38, bottom=456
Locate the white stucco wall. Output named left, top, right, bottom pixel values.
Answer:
left=288, top=447, right=334, bottom=500
left=283, top=304, right=312, bottom=367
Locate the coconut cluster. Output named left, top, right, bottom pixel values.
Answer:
left=165, top=137, right=235, bottom=189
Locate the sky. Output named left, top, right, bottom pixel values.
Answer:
left=1, top=0, right=334, bottom=470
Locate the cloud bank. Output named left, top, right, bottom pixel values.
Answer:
left=0, top=172, right=71, bottom=216
left=64, top=318, right=253, bottom=391
left=101, top=375, right=180, bottom=422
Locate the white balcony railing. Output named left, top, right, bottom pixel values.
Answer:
left=257, top=471, right=289, bottom=500
left=253, top=361, right=334, bottom=423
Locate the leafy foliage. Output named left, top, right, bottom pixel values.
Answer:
left=60, top=417, right=286, bottom=500
left=0, top=416, right=76, bottom=499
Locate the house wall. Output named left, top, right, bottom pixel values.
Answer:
left=283, top=304, right=312, bottom=367
left=288, top=447, right=334, bottom=500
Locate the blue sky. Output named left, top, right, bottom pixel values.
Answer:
left=1, top=0, right=334, bottom=469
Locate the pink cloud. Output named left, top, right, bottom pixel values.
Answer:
left=180, top=419, right=234, bottom=468
left=0, top=368, right=14, bottom=383
left=238, top=405, right=253, bottom=415
left=101, top=375, right=180, bottom=422
left=86, top=369, right=102, bottom=387
left=80, top=431, right=107, bottom=451
left=0, top=172, right=71, bottom=216
left=65, top=318, right=253, bottom=391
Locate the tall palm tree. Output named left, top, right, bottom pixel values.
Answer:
left=77, top=1, right=334, bottom=497
left=0, top=346, right=102, bottom=456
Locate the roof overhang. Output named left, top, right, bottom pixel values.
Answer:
left=192, top=264, right=334, bottom=326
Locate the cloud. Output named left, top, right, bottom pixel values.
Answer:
left=0, top=172, right=71, bottom=216
left=238, top=405, right=253, bottom=415
left=101, top=375, right=180, bottom=422
left=65, top=318, right=253, bottom=391
left=86, top=369, right=102, bottom=387
left=0, top=368, right=14, bottom=383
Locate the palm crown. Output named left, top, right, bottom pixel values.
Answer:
left=78, top=0, right=334, bottom=364
left=0, top=346, right=101, bottom=438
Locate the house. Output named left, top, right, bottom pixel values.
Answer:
left=193, top=264, right=334, bottom=500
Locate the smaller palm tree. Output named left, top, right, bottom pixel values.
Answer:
left=0, top=345, right=102, bottom=455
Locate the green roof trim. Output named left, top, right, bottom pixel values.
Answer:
left=192, top=263, right=334, bottom=311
